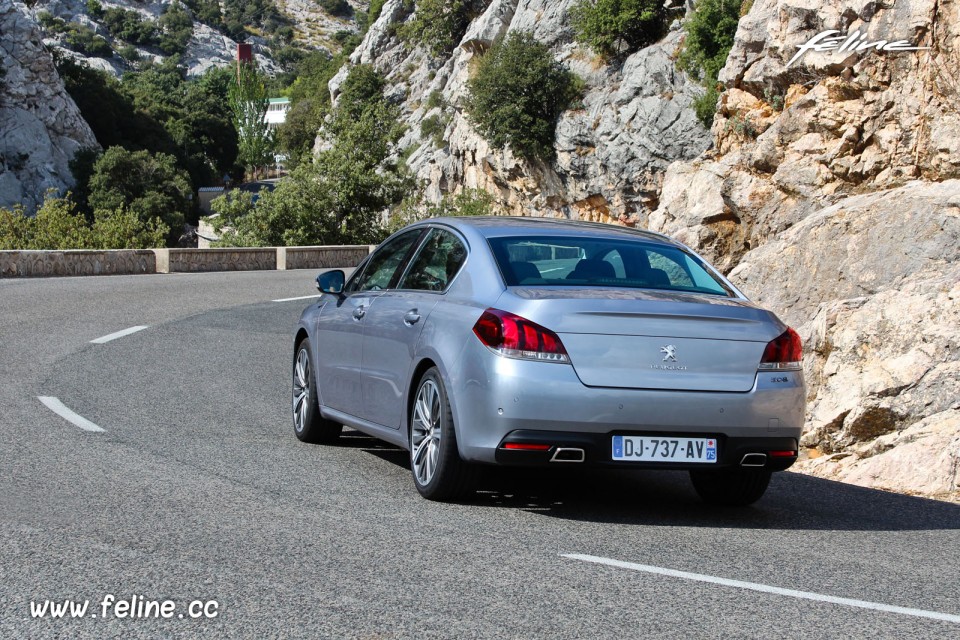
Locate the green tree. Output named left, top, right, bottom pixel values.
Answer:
left=677, top=0, right=743, bottom=126
left=570, top=0, right=667, bottom=58
left=102, top=7, right=158, bottom=45
left=465, top=32, right=582, bottom=161
left=87, top=147, right=190, bottom=245
left=229, top=61, right=275, bottom=178
left=216, top=65, right=410, bottom=246
left=386, top=188, right=495, bottom=234
left=319, top=0, right=352, bottom=17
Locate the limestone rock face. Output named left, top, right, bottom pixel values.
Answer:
left=0, top=0, right=99, bottom=213
left=649, top=0, right=960, bottom=272
left=331, top=0, right=710, bottom=221
left=727, top=181, right=960, bottom=500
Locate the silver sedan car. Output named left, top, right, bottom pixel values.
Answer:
left=292, top=217, right=805, bottom=505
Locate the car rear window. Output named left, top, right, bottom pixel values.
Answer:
left=487, top=235, right=733, bottom=296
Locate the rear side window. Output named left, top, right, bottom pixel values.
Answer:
left=488, top=235, right=732, bottom=296
left=399, top=229, right=467, bottom=292
left=350, top=229, right=423, bottom=292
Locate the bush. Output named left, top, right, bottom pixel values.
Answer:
left=319, top=0, right=352, bottom=17
left=677, top=0, right=743, bottom=127
left=399, top=0, right=472, bottom=57
left=465, top=32, right=582, bottom=161
left=420, top=114, right=448, bottom=148
left=64, top=23, right=114, bottom=57
left=0, top=192, right=168, bottom=250
left=158, top=1, right=194, bottom=55
left=103, top=7, right=158, bottom=46
left=570, top=0, right=667, bottom=59
left=386, top=188, right=495, bottom=234
left=86, top=0, right=103, bottom=18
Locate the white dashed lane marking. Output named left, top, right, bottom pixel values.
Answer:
left=563, top=553, right=960, bottom=624
left=37, top=397, right=105, bottom=433
left=90, top=326, right=148, bottom=344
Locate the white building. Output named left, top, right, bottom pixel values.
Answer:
left=265, top=97, right=291, bottom=130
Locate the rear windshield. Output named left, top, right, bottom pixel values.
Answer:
left=487, top=235, right=733, bottom=296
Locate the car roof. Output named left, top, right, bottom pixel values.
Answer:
left=418, top=216, right=677, bottom=246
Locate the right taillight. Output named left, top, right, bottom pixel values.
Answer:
left=759, top=327, right=803, bottom=370
left=472, top=308, right=570, bottom=363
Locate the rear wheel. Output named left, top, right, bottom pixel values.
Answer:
left=689, top=468, right=772, bottom=506
left=292, top=338, right=342, bottom=444
left=409, top=367, right=476, bottom=501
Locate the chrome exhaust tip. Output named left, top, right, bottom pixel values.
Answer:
left=550, top=447, right=586, bottom=463
left=740, top=453, right=768, bottom=467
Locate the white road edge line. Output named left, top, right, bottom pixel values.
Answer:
left=37, top=397, right=105, bottom=433
left=90, top=325, right=148, bottom=344
left=562, top=553, right=960, bottom=625
left=272, top=294, right=322, bottom=302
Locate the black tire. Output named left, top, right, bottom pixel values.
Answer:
left=292, top=338, right=342, bottom=444
left=409, top=367, right=477, bottom=501
left=689, top=468, right=772, bottom=506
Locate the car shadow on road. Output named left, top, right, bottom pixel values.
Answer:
left=339, top=429, right=960, bottom=532
left=470, top=466, right=960, bottom=532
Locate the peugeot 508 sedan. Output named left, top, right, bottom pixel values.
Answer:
left=292, top=217, right=805, bottom=505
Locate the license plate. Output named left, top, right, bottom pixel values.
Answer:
left=612, top=435, right=717, bottom=463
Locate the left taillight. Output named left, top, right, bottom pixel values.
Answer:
left=759, top=327, right=803, bottom=370
left=472, top=308, right=570, bottom=363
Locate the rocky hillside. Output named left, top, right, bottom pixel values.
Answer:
left=334, top=0, right=959, bottom=501
left=0, top=0, right=98, bottom=213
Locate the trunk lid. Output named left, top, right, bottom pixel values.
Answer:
left=498, top=288, right=782, bottom=392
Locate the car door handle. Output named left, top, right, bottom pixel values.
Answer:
left=353, top=306, right=366, bottom=320
left=403, top=310, right=421, bottom=325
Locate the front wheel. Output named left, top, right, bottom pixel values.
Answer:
left=689, top=468, right=772, bottom=506
left=292, top=338, right=342, bottom=444
left=409, top=367, right=476, bottom=501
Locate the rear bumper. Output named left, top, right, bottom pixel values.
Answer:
left=447, top=339, right=806, bottom=465
left=495, top=430, right=798, bottom=471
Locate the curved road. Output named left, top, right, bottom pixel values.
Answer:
left=2, top=271, right=959, bottom=638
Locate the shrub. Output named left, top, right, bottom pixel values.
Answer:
left=570, top=0, right=667, bottom=59
left=399, top=0, right=472, bottom=57
left=319, top=0, right=352, bottom=17
left=386, top=189, right=495, bottom=235
left=158, top=1, right=194, bottom=55
left=465, top=32, right=582, bottom=161
left=420, top=113, right=448, bottom=147
left=103, top=7, right=157, bottom=46
left=0, top=192, right=169, bottom=250
left=65, top=23, right=113, bottom=58
left=677, top=0, right=743, bottom=127
left=86, top=0, right=103, bottom=18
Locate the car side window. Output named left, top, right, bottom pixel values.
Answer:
left=399, top=229, right=467, bottom=292
left=352, top=230, right=423, bottom=293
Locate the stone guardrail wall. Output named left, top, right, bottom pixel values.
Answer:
left=0, top=250, right=156, bottom=278
left=0, top=245, right=373, bottom=278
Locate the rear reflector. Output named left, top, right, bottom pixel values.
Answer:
left=759, top=327, right=803, bottom=371
left=768, top=450, right=797, bottom=458
left=502, top=443, right=552, bottom=451
left=473, top=308, right=570, bottom=363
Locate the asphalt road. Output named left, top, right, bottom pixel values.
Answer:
left=2, top=270, right=959, bottom=639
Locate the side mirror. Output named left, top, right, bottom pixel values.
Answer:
left=316, top=269, right=345, bottom=295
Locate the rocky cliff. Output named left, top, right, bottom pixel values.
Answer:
left=650, top=0, right=960, bottom=501
left=0, top=0, right=99, bottom=213
left=334, top=0, right=711, bottom=222
left=335, top=0, right=959, bottom=501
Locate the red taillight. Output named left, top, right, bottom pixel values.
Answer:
left=472, top=308, right=570, bottom=363
left=502, top=443, right=552, bottom=451
left=768, top=450, right=797, bottom=458
left=759, top=327, right=802, bottom=370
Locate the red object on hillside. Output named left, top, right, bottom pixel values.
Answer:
left=237, top=43, right=252, bottom=62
